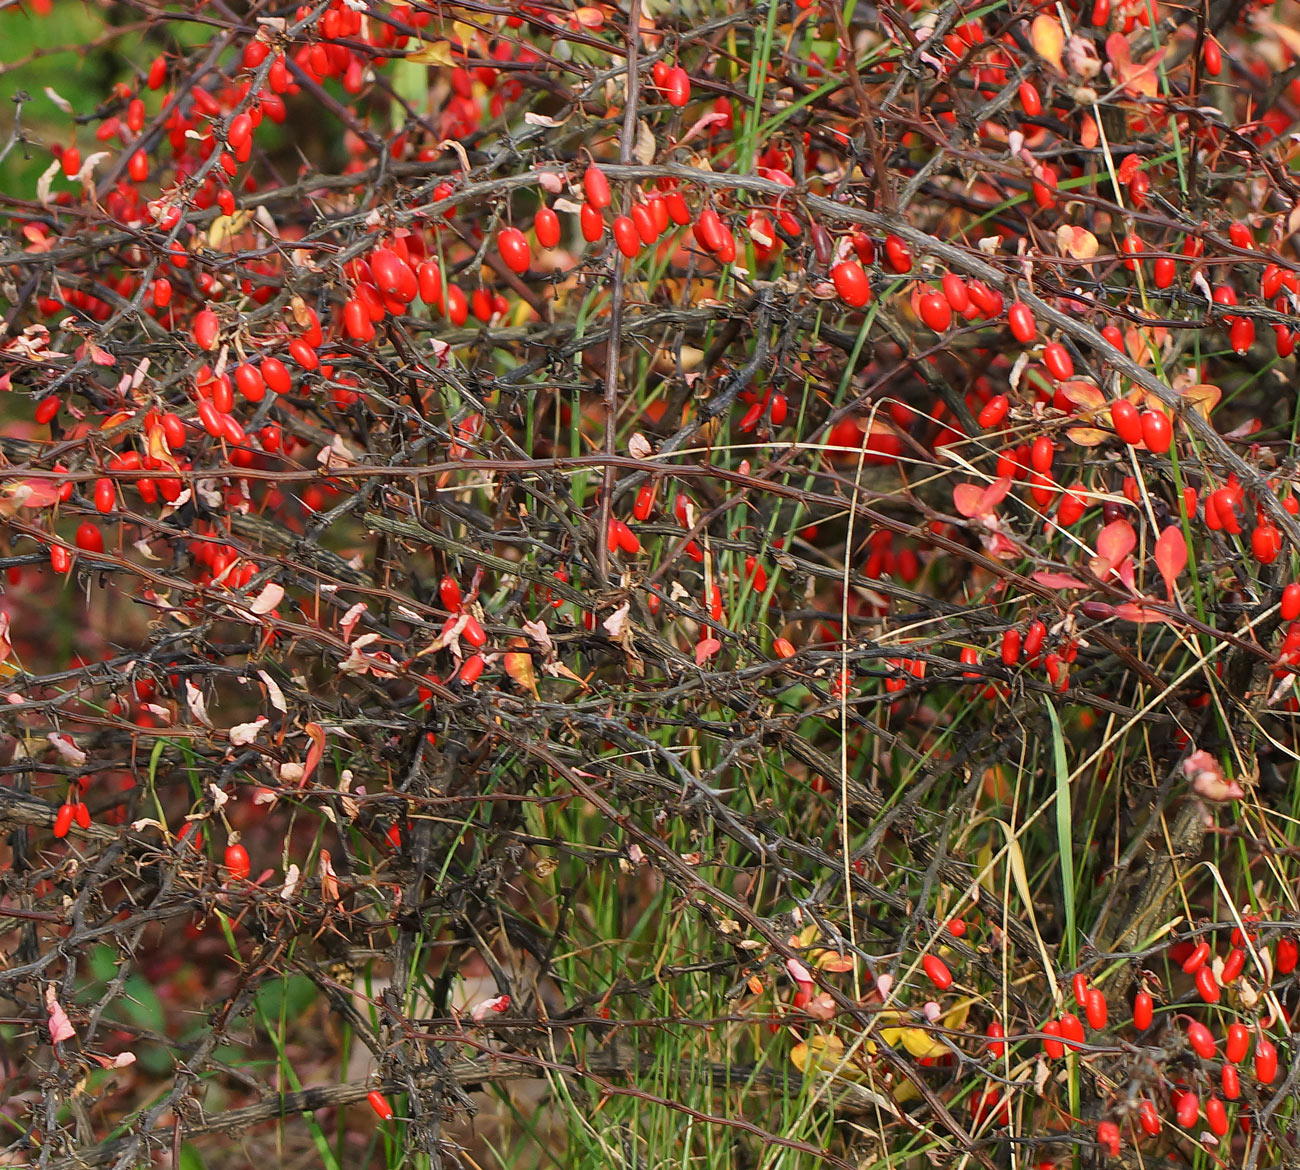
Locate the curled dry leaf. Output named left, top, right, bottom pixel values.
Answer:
left=469, top=993, right=511, bottom=1021
left=248, top=581, right=284, bottom=615
left=48, top=732, right=87, bottom=765
left=1056, top=225, right=1099, bottom=260
left=339, top=601, right=367, bottom=641
left=1184, top=749, right=1244, bottom=801
left=46, top=985, right=75, bottom=1044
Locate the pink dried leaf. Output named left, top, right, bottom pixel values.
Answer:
left=46, top=985, right=75, bottom=1044
left=1183, top=749, right=1244, bottom=802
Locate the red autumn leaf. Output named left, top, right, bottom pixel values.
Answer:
left=953, top=476, right=1013, bottom=520
left=1031, top=571, right=1091, bottom=589
left=1106, top=33, right=1166, bottom=97
left=1089, top=518, right=1136, bottom=579
left=1154, top=526, right=1187, bottom=598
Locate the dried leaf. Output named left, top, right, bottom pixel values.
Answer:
left=48, top=732, right=86, bottom=765
left=185, top=679, right=213, bottom=727
left=248, top=581, right=283, bottom=615
left=257, top=669, right=287, bottom=713
left=633, top=118, right=656, bottom=166
left=339, top=601, right=367, bottom=641
left=46, top=985, right=75, bottom=1044
left=1056, top=225, right=1099, bottom=260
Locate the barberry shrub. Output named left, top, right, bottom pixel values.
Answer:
left=1, top=0, right=1299, bottom=1166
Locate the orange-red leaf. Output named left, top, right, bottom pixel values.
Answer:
left=1154, top=526, right=1187, bottom=598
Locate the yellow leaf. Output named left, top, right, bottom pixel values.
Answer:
left=900, top=1026, right=945, bottom=1059
left=790, top=1033, right=844, bottom=1074
left=1065, top=426, right=1110, bottom=447
left=1030, top=15, right=1065, bottom=71
left=406, top=40, right=456, bottom=66
left=941, top=996, right=973, bottom=1031
left=1182, top=383, right=1221, bottom=422
left=808, top=948, right=855, bottom=973
left=793, top=923, right=820, bottom=948
left=207, top=211, right=250, bottom=251
left=504, top=639, right=539, bottom=698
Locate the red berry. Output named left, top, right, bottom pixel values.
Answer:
left=883, top=234, right=911, bottom=273
left=1221, top=1063, right=1241, bottom=1100
left=1008, top=301, right=1036, bottom=343
left=1140, top=410, right=1172, bottom=453
left=1137, top=1099, right=1160, bottom=1136
left=193, top=308, right=219, bottom=351
left=918, top=290, right=951, bottom=331
left=1204, top=1097, right=1228, bottom=1138
left=1174, top=1090, right=1198, bottom=1128
left=223, top=842, right=251, bottom=880
left=93, top=477, right=115, bottom=514
left=1203, top=38, right=1222, bottom=75
left=942, top=273, right=970, bottom=312
left=367, top=1090, right=394, bottom=1120
left=1018, top=81, right=1042, bottom=116
left=986, top=1019, right=1005, bottom=1056
left=261, top=357, right=292, bottom=395
left=498, top=227, right=531, bottom=274
left=1153, top=256, right=1176, bottom=288
left=1085, top=987, right=1107, bottom=1030
left=1226, top=1022, right=1250, bottom=1064
left=977, top=395, right=1009, bottom=428
left=1276, top=936, right=1299, bottom=974
left=613, top=215, right=641, bottom=258
left=1042, top=342, right=1073, bottom=380
left=1188, top=1020, right=1216, bottom=1058
left=1195, top=964, right=1220, bottom=1003
left=773, top=637, right=796, bottom=659
left=1041, top=1019, right=1064, bottom=1058
left=75, top=521, right=104, bottom=553
left=583, top=164, right=610, bottom=209
left=664, top=65, right=690, bottom=107
left=1072, top=973, right=1089, bottom=1007
left=534, top=206, right=561, bottom=248
left=1059, top=1013, right=1085, bottom=1049
left=1000, top=628, right=1021, bottom=665
left=1220, top=946, right=1245, bottom=984
left=1110, top=399, right=1143, bottom=445
left=53, top=803, right=75, bottom=839
left=1096, top=1120, right=1120, bottom=1158
left=921, top=954, right=952, bottom=990
left=1253, top=524, right=1283, bottom=565
left=235, top=364, right=266, bottom=402
left=831, top=261, right=871, bottom=308
left=1255, top=1036, right=1278, bottom=1084
left=580, top=202, right=605, bottom=242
